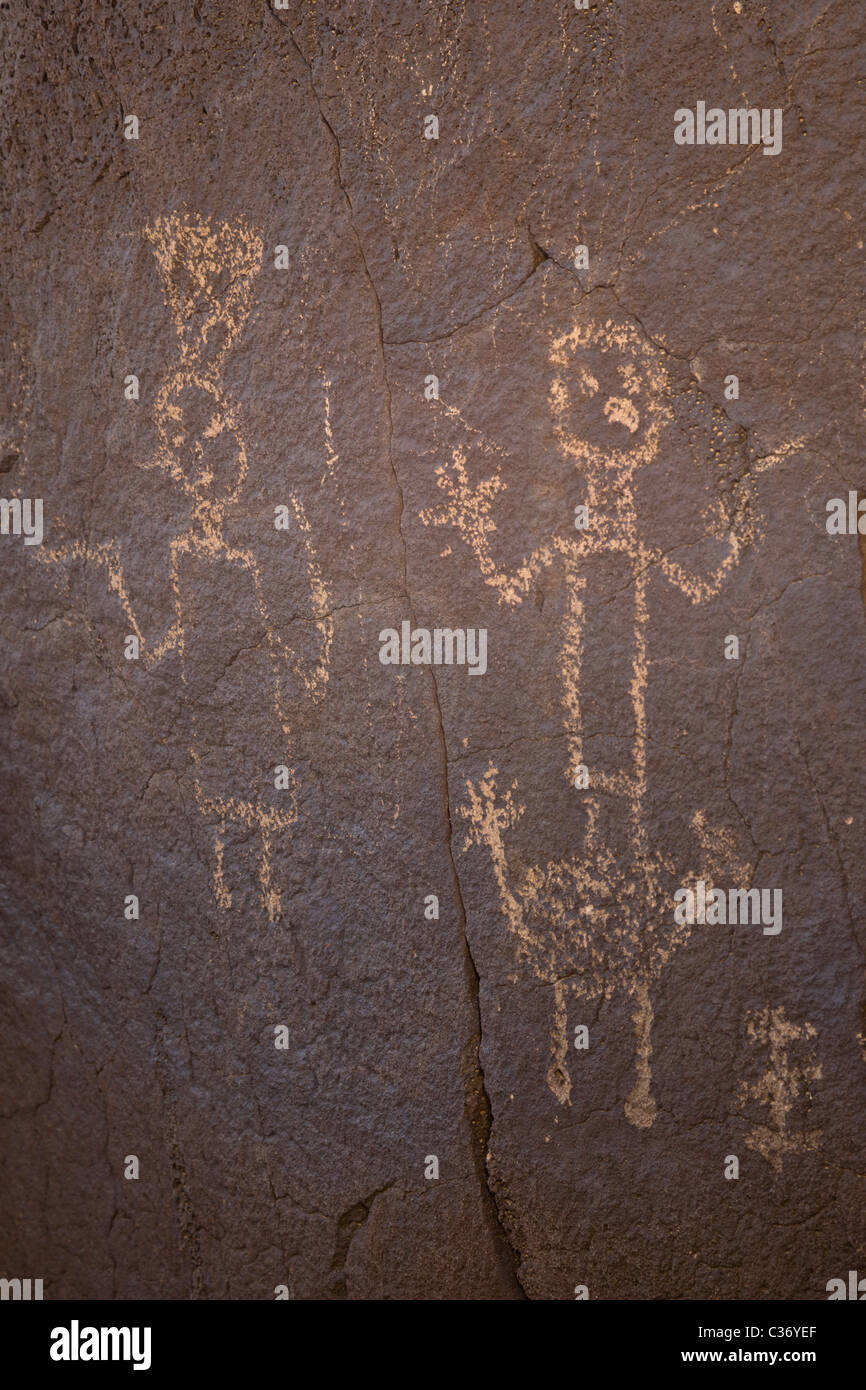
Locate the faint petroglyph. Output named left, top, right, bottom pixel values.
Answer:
left=35, top=211, right=333, bottom=920
left=426, top=312, right=763, bottom=1124
left=547, top=977, right=573, bottom=1105
left=737, top=1006, right=822, bottom=1172
left=321, top=373, right=340, bottom=482
left=626, top=982, right=656, bottom=1129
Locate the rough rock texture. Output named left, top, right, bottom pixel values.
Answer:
left=1, top=0, right=864, bottom=1300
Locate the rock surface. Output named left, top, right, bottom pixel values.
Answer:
left=1, top=0, right=864, bottom=1299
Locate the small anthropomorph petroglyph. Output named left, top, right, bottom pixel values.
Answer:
left=737, top=1005, right=822, bottom=1172
left=141, top=211, right=332, bottom=920
left=422, top=310, right=795, bottom=1125
left=35, top=211, right=333, bottom=920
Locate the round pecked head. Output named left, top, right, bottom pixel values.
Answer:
left=547, top=314, right=669, bottom=483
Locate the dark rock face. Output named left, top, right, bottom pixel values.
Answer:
left=1, top=0, right=864, bottom=1300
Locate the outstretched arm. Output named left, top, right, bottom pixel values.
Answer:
left=234, top=491, right=333, bottom=724
left=652, top=480, right=754, bottom=604
left=33, top=539, right=182, bottom=668
left=420, top=447, right=557, bottom=606
left=459, top=763, right=526, bottom=938
left=654, top=430, right=809, bottom=604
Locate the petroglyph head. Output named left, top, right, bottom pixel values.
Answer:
left=155, top=375, right=247, bottom=507
left=548, top=315, right=668, bottom=479
left=143, top=211, right=263, bottom=513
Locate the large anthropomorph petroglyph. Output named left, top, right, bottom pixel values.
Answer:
left=37, top=211, right=333, bottom=920
left=422, top=312, right=780, bottom=1126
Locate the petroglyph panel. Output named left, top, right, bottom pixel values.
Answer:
left=1, top=0, right=864, bottom=1302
